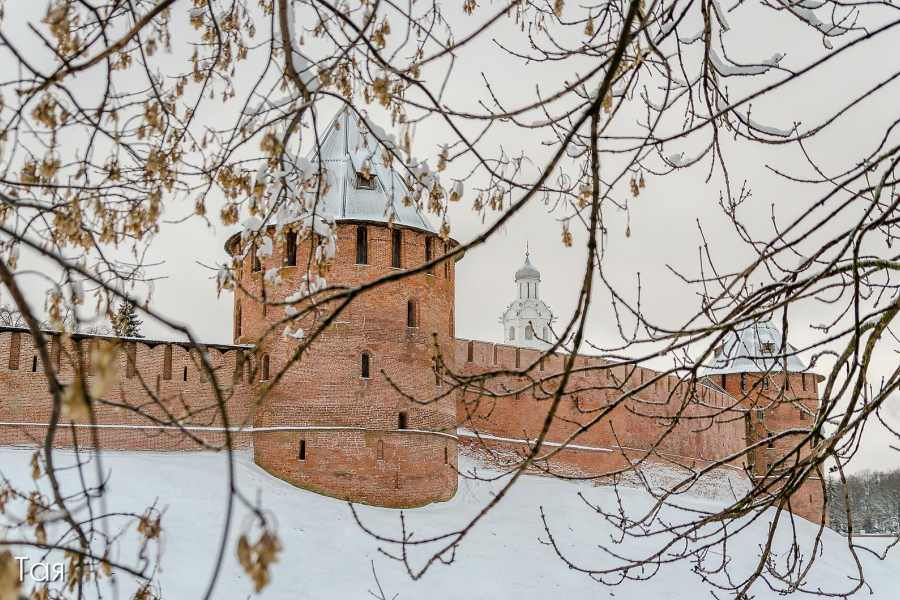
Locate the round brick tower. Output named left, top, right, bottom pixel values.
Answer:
left=703, top=319, right=827, bottom=524
left=226, top=108, right=459, bottom=508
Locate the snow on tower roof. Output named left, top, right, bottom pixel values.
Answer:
left=701, top=318, right=808, bottom=376
left=306, top=107, right=436, bottom=233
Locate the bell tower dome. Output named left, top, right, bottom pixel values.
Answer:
left=500, top=247, right=556, bottom=350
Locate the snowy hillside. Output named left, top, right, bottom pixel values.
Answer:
left=1, top=447, right=897, bottom=599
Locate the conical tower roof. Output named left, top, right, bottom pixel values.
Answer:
left=701, top=318, right=808, bottom=376
left=306, top=108, right=436, bottom=233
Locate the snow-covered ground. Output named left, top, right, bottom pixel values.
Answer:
left=1, top=447, right=897, bottom=599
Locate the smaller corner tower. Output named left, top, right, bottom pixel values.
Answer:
left=702, top=318, right=827, bottom=525
left=500, top=247, right=556, bottom=350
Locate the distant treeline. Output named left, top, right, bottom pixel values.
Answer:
left=828, top=469, right=900, bottom=534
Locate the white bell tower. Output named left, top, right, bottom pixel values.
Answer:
left=500, top=246, right=556, bottom=350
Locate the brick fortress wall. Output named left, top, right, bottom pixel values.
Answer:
left=0, top=328, right=253, bottom=450
left=454, top=338, right=826, bottom=524
left=454, top=338, right=748, bottom=479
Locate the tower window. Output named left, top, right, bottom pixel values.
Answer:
left=391, top=229, right=402, bottom=268
left=183, top=366, right=188, bottom=382
left=126, top=343, right=136, bottom=379
left=761, top=342, right=775, bottom=354
left=51, top=337, right=60, bottom=372
left=377, top=440, right=384, bottom=461
left=762, top=376, right=769, bottom=390
left=802, top=373, right=807, bottom=391
left=767, top=441, right=774, bottom=449
left=32, top=356, right=37, bottom=372
left=467, top=340, right=474, bottom=362
left=355, top=171, right=376, bottom=190
left=356, top=226, right=368, bottom=265
left=234, top=349, right=245, bottom=384
left=299, top=440, right=306, bottom=461
left=251, top=246, right=261, bottom=273
left=741, top=373, right=747, bottom=393
left=492, top=345, right=497, bottom=366
left=543, top=326, right=548, bottom=340
left=525, top=324, right=533, bottom=340
left=163, top=345, right=173, bottom=381
left=444, top=243, right=450, bottom=278
left=799, top=409, right=806, bottom=421
left=425, top=237, right=434, bottom=274
left=407, top=300, right=417, bottom=328
left=721, top=374, right=727, bottom=388
left=88, top=340, right=99, bottom=375
left=8, top=332, right=20, bottom=370
left=361, top=353, right=370, bottom=379
left=285, top=231, right=297, bottom=266
left=398, top=411, right=408, bottom=430
left=515, top=348, right=521, bottom=369
left=766, top=463, right=771, bottom=471
left=509, top=326, right=515, bottom=341
left=260, top=354, right=270, bottom=381
left=539, top=357, right=545, bottom=372
left=235, top=299, right=242, bottom=339
left=444, top=447, right=448, bottom=465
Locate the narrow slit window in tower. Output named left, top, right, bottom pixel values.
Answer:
left=356, top=226, right=368, bottom=265
left=299, top=440, right=306, bottom=461
left=163, top=345, right=173, bottom=381
left=361, top=353, right=370, bottom=379
left=443, top=243, right=450, bottom=278
left=235, top=300, right=242, bottom=339
left=260, top=355, right=269, bottom=381
left=285, top=231, right=297, bottom=266
left=407, top=300, right=417, bottom=328
left=8, top=332, right=20, bottom=370
left=391, top=229, right=402, bottom=268
left=398, top=411, right=408, bottom=430
left=126, top=343, right=136, bottom=379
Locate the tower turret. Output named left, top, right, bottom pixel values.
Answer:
left=501, top=248, right=555, bottom=350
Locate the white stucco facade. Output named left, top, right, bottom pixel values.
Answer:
left=500, top=253, right=556, bottom=350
